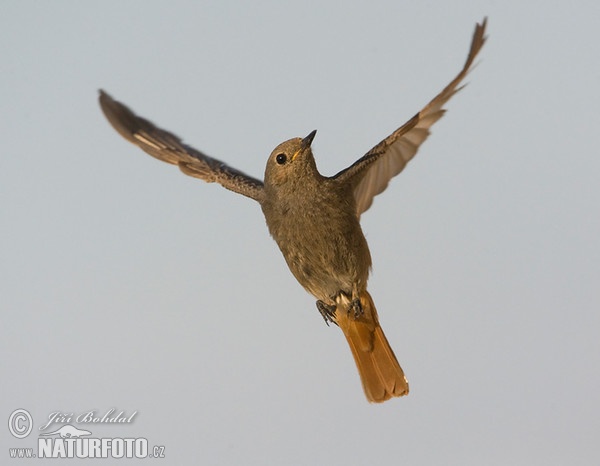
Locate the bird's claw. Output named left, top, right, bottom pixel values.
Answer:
left=349, top=298, right=363, bottom=319
left=316, top=300, right=338, bottom=327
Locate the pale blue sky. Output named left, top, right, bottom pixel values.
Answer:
left=2, top=1, right=599, bottom=464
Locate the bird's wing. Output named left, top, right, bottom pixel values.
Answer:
left=98, top=90, right=265, bottom=202
left=333, top=18, right=487, bottom=217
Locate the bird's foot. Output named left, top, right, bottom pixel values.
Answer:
left=316, top=301, right=338, bottom=327
left=349, top=298, right=364, bottom=319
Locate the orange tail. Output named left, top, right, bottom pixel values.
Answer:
left=336, top=291, right=409, bottom=402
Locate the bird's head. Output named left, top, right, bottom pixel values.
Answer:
left=264, top=130, right=319, bottom=188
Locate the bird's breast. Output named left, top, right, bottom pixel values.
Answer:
left=261, top=189, right=371, bottom=301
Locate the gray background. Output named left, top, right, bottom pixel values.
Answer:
left=2, top=1, right=599, bottom=464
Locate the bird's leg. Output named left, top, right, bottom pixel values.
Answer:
left=316, top=300, right=338, bottom=327
left=349, top=299, right=363, bottom=319
left=350, top=285, right=364, bottom=319
left=335, top=290, right=363, bottom=319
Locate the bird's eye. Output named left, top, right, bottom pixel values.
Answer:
left=276, top=153, right=287, bottom=165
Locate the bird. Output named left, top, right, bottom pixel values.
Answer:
left=98, top=18, right=487, bottom=403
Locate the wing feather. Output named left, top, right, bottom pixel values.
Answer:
left=98, top=90, right=265, bottom=202
left=334, top=18, right=487, bottom=216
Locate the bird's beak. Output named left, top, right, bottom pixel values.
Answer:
left=292, top=130, right=317, bottom=161
left=301, top=130, right=317, bottom=150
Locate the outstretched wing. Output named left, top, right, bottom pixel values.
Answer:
left=334, top=18, right=487, bottom=216
left=98, top=90, right=265, bottom=202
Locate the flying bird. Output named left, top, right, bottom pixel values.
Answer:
left=99, top=18, right=487, bottom=402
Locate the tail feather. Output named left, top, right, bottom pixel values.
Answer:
left=336, top=291, right=409, bottom=402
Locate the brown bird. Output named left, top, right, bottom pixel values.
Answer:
left=99, top=18, right=487, bottom=402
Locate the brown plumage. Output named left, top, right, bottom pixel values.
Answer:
left=98, top=19, right=487, bottom=402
